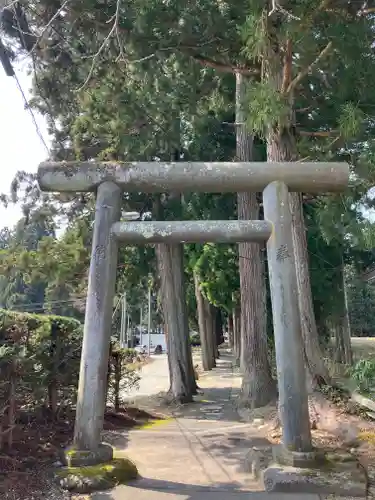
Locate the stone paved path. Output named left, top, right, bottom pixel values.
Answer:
left=92, top=353, right=322, bottom=500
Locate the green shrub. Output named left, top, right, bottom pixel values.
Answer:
left=350, top=359, right=375, bottom=393
left=0, top=309, right=139, bottom=417
left=107, top=341, right=140, bottom=411
left=0, top=309, right=83, bottom=411
left=190, top=333, right=201, bottom=346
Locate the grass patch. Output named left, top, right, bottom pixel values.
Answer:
left=135, top=417, right=172, bottom=430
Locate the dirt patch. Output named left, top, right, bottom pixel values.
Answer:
left=0, top=405, right=158, bottom=500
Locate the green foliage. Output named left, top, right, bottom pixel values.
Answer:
left=190, top=333, right=201, bottom=346
left=0, top=309, right=82, bottom=409
left=240, top=12, right=267, bottom=61
left=191, top=243, right=239, bottom=312
left=338, top=103, right=365, bottom=140
left=350, top=359, right=375, bottom=393
left=245, top=82, right=289, bottom=135
left=346, top=269, right=375, bottom=337
left=107, top=342, right=141, bottom=410
left=2, top=0, right=375, bottom=366
left=0, top=310, right=139, bottom=416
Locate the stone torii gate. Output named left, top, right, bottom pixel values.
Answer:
left=37, top=161, right=349, bottom=467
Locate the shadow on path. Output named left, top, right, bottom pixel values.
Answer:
left=92, top=476, right=320, bottom=499
left=91, top=352, right=320, bottom=499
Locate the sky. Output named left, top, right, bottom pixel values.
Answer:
left=0, top=64, right=50, bottom=230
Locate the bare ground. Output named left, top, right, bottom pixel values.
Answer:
left=0, top=405, right=159, bottom=500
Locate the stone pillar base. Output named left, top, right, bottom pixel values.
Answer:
left=272, top=444, right=320, bottom=468
left=262, top=444, right=367, bottom=497
left=61, top=443, right=113, bottom=467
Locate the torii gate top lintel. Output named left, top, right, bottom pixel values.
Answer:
left=38, top=160, right=349, bottom=194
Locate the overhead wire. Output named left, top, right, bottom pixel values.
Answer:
left=12, top=69, right=50, bottom=155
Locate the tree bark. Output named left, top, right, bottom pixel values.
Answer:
left=213, top=306, right=223, bottom=354
left=233, top=303, right=241, bottom=365
left=264, top=36, right=330, bottom=386
left=334, top=258, right=353, bottom=365
left=236, top=72, right=276, bottom=407
left=194, top=271, right=214, bottom=370
left=289, top=193, right=331, bottom=387
left=204, top=298, right=216, bottom=368
left=156, top=243, right=196, bottom=402
left=48, top=322, right=59, bottom=416
left=227, top=314, right=234, bottom=348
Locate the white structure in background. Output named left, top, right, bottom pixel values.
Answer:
left=137, top=331, right=167, bottom=352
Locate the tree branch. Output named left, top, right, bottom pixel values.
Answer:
left=285, top=41, right=333, bottom=94
left=189, top=53, right=258, bottom=75
left=19, top=0, right=70, bottom=56
left=77, top=0, right=123, bottom=91
left=281, top=38, right=292, bottom=94
left=359, top=7, right=375, bottom=15
left=298, top=129, right=338, bottom=137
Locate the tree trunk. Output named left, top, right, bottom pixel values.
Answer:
left=289, top=193, right=331, bottom=387
left=169, top=243, right=198, bottom=393
left=236, top=73, right=276, bottom=407
left=264, top=35, right=329, bottom=388
left=194, top=271, right=213, bottom=370
left=233, top=304, right=241, bottom=365
left=334, top=319, right=344, bottom=364
left=7, top=363, right=16, bottom=449
left=48, top=322, right=59, bottom=416
left=213, top=306, right=223, bottom=355
left=335, top=258, right=353, bottom=365
left=342, top=273, right=353, bottom=366
left=227, top=314, right=234, bottom=348
left=114, top=354, right=121, bottom=412
left=211, top=304, right=220, bottom=358
left=156, top=243, right=196, bottom=402
left=203, top=298, right=216, bottom=368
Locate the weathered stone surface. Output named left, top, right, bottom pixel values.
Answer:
left=263, top=450, right=367, bottom=497
left=38, top=160, right=349, bottom=194
left=74, top=181, right=121, bottom=450
left=244, top=445, right=273, bottom=479
left=112, top=220, right=272, bottom=244
left=61, top=443, right=114, bottom=467
left=263, top=181, right=312, bottom=452
left=272, top=444, right=322, bottom=468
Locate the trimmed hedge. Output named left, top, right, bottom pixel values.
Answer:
left=190, top=333, right=201, bottom=346
left=0, top=310, right=83, bottom=412
left=0, top=309, right=140, bottom=449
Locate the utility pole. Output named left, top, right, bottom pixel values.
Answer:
left=120, top=292, right=127, bottom=348
left=127, top=314, right=131, bottom=347
left=120, top=295, right=124, bottom=347
left=140, top=306, right=143, bottom=346
left=147, top=286, right=152, bottom=356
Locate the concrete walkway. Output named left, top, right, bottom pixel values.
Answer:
left=93, top=354, right=322, bottom=500
left=125, top=354, right=170, bottom=399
